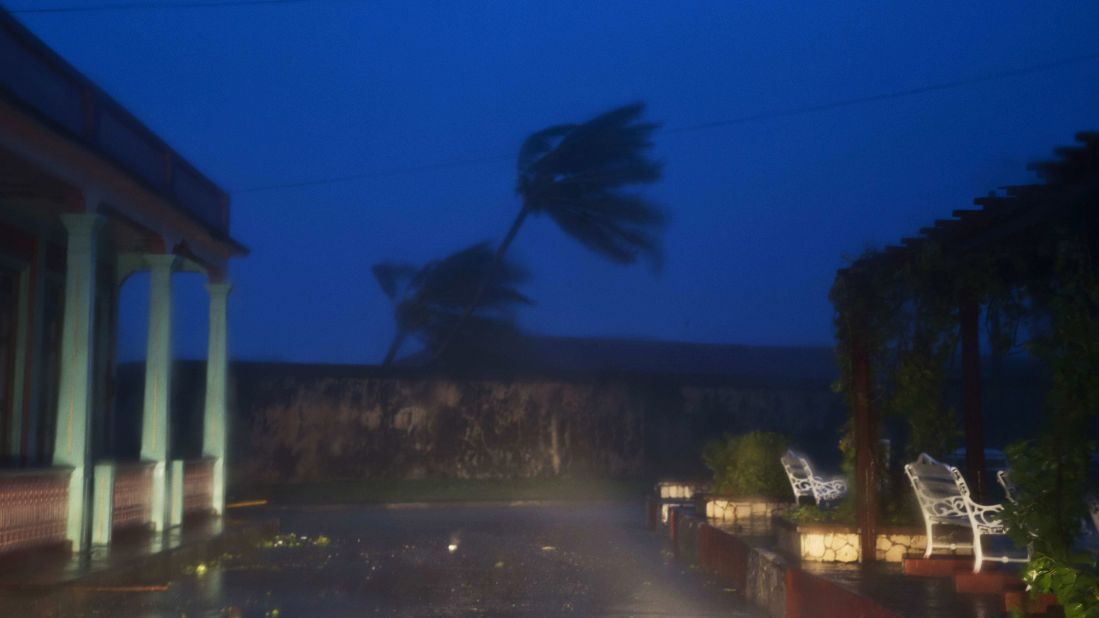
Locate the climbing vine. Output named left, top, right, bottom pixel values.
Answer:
left=830, top=242, right=967, bottom=466
left=828, top=154, right=1099, bottom=615
left=1002, top=233, right=1099, bottom=618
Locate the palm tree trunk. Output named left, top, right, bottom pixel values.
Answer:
left=382, top=330, right=410, bottom=366
left=494, top=206, right=531, bottom=261
left=431, top=206, right=531, bottom=363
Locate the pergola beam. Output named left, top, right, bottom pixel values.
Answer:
left=834, top=131, right=1099, bottom=562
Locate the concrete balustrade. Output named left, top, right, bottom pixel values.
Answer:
left=182, top=458, right=216, bottom=516
left=111, top=462, right=156, bottom=531
left=0, top=469, right=71, bottom=555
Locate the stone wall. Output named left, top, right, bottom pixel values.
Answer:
left=113, top=361, right=847, bottom=486
left=745, top=547, right=788, bottom=617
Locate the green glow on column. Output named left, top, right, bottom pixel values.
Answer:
left=141, top=254, right=176, bottom=532
left=52, top=213, right=103, bottom=550
left=203, top=281, right=230, bottom=515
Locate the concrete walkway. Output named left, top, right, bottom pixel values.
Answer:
left=2, top=502, right=761, bottom=617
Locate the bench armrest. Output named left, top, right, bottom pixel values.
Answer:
left=965, top=500, right=1006, bottom=534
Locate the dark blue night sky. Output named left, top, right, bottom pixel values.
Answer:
left=9, top=1, right=1099, bottom=363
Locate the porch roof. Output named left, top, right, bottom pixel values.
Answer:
left=0, top=9, right=246, bottom=256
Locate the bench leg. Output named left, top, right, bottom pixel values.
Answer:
left=972, top=533, right=983, bottom=573
left=923, top=521, right=934, bottom=559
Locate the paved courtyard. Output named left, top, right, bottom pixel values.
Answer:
left=10, top=503, right=760, bottom=617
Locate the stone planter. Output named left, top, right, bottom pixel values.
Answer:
left=654, top=481, right=708, bottom=500
left=776, top=518, right=861, bottom=562
left=775, top=517, right=927, bottom=563
left=702, top=496, right=792, bottom=523
left=873, top=527, right=927, bottom=562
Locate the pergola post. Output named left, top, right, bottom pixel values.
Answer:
left=960, top=292, right=985, bottom=500
left=851, top=327, right=879, bottom=562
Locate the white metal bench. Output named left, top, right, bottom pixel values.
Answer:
left=780, top=450, right=847, bottom=506
left=906, top=453, right=1028, bottom=572
left=996, top=469, right=1017, bottom=503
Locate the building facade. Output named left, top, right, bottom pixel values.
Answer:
left=0, top=10, right=245, bottom=554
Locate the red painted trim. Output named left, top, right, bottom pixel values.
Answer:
left=954, top=571, right=1025, bottom=595
left=902, top=557, right=974, bottom=577
left=207, top=266, right=227, bottom=283
left=697, top=523, right=749, bottom=592
left=786, top=567, right=901, bottom=618
left=0, top=222, right=34, bottom=260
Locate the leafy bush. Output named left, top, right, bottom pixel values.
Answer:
left=702, top=431, right=789, bottom=500
left=789, top=501, right=854, bottom=524
left=1018, top=553, right=1099, bottom=618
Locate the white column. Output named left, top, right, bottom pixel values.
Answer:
left=91, top=462, right=115, bottom=545
left=169, top=459, right=184, bottom=527
left=203, top=281, right=230, bottom=515
left=141, top=254, right=176, bottom=531
left=52, top=212, right=103, bottom=550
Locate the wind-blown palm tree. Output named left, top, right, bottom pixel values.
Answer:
left=434, top=102, right=666, bottom=360
left=374, top=242, right=532, bottom=366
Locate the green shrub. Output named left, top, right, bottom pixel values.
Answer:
left=789, top=501, right=853, bottom=524
left=703, top=431, right=790, bottom=500
left=1018, top=553, right=1099, bottom=618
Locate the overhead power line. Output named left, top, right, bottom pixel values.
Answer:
left=243, top=153, right=515, bottom=193
left=5, top=0, right=324, bottom=14
left=666, top=50, right=1099, bottom=134
left=241, top=50, right=1099, bottom=193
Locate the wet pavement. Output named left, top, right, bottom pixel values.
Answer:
left=5, top=502, right=761, bottom=617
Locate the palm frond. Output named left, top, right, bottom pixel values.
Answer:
left=517, top=124, right=575, bottom=174
left=517, top=102, right=666, bottom=267
left=545, top=193, right=667, bottom=269
left=377, top=242, right=533, bottom=365
left=371, top=262, right=417, bottom=300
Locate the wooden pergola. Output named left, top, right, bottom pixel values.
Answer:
left=834, top=132, right=1099, bottom=560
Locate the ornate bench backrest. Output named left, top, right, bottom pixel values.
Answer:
left=905, top=453, right=967, bottom=522
left=781, top=449, right=813, bottom=499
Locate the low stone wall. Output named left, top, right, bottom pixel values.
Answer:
left=745, top=547, right=788, bottom=617
left=704, top=497, right=791, bottom=523
left=662, top=505, right=899, bottom=618
left=114, top=361, right=847, bottom=484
